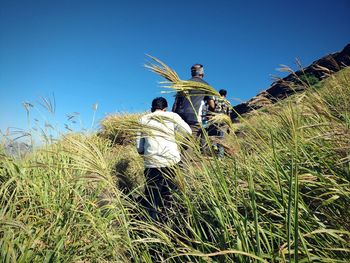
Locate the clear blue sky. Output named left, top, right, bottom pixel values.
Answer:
left=1, top=0, right=349, bottom=136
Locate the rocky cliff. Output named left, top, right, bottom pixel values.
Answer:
left=231, top=43, right=350, bottom=119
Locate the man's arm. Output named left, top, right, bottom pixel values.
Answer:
left=172, top=95, right=178, bottom=112
left=136, top=134, right=145, bottom=154
left=136, top=117, right=145, bottom=154
left=207, top=98, right=215, bottom=112
left=172, top=92, right=186, bottom=112
left=173, top=113, right=192, bottom=135
left=226, top=101, right=232, bottom=116
left=204, top=95, right=215, bottom=112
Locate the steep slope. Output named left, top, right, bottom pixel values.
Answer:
left=232, top=43, right=350, bottom=119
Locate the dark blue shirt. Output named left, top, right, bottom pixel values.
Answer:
left=173, top=77, right=213, bottom=125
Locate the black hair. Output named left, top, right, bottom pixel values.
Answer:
left=219, top=89, right=227, bottom=96
left=191, top=64, right=204, bottom=77
left=151, top=97, right=168, bottom=112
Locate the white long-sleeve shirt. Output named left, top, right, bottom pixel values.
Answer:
left=136, top=110, right=192, bottom=168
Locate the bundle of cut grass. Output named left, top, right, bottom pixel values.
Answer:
left=99, top=113, right=142, bottom=145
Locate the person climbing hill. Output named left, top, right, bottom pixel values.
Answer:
left=172, top=64, right=215, bottom=138
left=137, top=97, right=192, bottom=220
left=208, top=89, right=232, bottom=158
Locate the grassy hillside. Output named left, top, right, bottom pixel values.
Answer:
left=0, top=66, right=349, bottom=262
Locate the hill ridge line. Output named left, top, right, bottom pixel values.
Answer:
left=232, top=43, right=350, bottom=119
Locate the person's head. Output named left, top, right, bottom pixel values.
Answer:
left=151, top=97, right=168, bottom=112
left=219, top=89, right=227, bottom=97
left=191, top=64, right=204, bottom=78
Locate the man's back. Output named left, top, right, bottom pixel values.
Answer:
left=137, top=111, right=191, bottom=168
left=173, top=76, right=210, bottom=125
left=214, top=96, right=231, bottom=115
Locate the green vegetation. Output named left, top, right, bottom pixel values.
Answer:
left=1, top=63, right=349, bottom=262
left=297, top=73, right=320, bottom=87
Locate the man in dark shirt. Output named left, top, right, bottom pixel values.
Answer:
left=172, top=64, right=214, bottom=138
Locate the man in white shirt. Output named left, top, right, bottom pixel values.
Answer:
left=136, top=97, right=192, bottom=220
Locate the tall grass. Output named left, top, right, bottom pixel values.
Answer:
left=0, top=61, right=349, bottom=262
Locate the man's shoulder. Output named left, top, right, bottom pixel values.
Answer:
left=163, top=111, right=187, bottom=123
left=140, top=112, right=153, bottom=122
left=163, top=111, right=180, bottom=119
left=215, top=96, right=229, bottom=102
left=204, top=95, right=214, bottom=100
left=144, top=111, right=178, bottom=119
left=189, top=77, right=209, bottom=85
